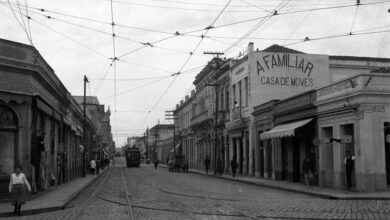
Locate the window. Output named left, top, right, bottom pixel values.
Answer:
left=220, top=88, right=224, bottom=111
left=244, top=77, right=248, bottom=106
left=238, top=81, right=242, bottom=107
left=232, top=84, right=236, bottom=107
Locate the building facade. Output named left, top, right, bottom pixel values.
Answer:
left=73, top=96, right=115, bottom=161
left=173, top=42, right=390, bottom=192
left=0, top=38, right=111, bottom=196
left=147, top=124, right=174, bottom=163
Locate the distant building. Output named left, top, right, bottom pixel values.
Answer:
left=73, top=96, right=115, bottom=161
left=147, top=124, right=174, bottom=163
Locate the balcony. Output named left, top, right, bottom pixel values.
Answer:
left=230, top=107, right=241, bottom=121
left=190, top=110, right=210, bottom=127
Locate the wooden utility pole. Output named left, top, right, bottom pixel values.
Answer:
left=203, top=51, right=224, bottom=172
left=83, top=75, right=89, bottom=177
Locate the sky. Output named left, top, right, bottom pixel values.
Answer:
left=1, top=0, right=389, bottom=147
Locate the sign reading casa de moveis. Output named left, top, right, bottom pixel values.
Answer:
left=250, top=52, right=330, bottom=106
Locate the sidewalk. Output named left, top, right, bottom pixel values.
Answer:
left=0, top=168, right=108, bottom=217
left=160, top=164, right=390, bottom=200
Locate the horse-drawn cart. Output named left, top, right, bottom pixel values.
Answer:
left=168, top=155, right=188, bottom=172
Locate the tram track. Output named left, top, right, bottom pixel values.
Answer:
left=58, top=165, right=134, bottom=220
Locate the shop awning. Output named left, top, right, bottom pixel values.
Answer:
left=171, top=143, right=182, bottom=152
left=260, top=118, right=313, bottom=140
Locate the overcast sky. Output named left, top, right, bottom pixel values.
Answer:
left=1, top=0, right=389, bottom=147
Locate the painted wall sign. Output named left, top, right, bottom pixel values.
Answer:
left=250, top=52, right=329, bottom=107
left=231, top=61, right=248, bottom=83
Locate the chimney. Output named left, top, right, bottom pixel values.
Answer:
left=191, top=90, right=195, bottom=96
left=180, top=100, right=184, bottom=105
left=185, top=95, right=189, bottom=101
left=176, top=104, right=180, bottom=109
left=248, top=42, right=254, bottom=53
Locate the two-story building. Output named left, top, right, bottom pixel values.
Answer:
left=0, top=38, right=97, bottom=196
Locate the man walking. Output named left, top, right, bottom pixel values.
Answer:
left=230, top=158, right=237, bottom=177
left=302, top=155, right=313, bottom=186
left=345, top=150, right=355, bottom=190
left=204, top=156, right=210, bottom=174
left=154, top=159, right=159, bottom=170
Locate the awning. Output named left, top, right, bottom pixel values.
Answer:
left=171, top=143, right=181, bottom=152
left=260, top=118, right=313, bottom=140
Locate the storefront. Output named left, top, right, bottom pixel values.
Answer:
left=260, top=90, right=318, bottom=184
left=0, top=38, right=94, bottom=195
left=316, top=72, right=390, bottom=192
left=253, top=100, right=278, bottom=178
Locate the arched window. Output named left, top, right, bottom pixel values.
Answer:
left=0, top=105, right=18, bottom=176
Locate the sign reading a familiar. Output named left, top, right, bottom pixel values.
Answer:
left=250, top=52, right=330, bottom=106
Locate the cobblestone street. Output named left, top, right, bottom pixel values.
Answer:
left=4, top=157, right=390, bottom=220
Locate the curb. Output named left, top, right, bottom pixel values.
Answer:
left=160, top=165, right=390, bottom=200
left=0, top=168, right=110, bottom=218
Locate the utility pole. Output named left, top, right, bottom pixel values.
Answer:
left=203, top=51, right=224, bottom=172
left=83, top=75, right=89, bottom=177
left=165, top=110, right=177, bottom=157
left=146, top=127, right=149, bottom=162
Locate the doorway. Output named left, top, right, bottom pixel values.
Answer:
left=384, top=122, right=390, bottom=185
left=281, top=138, right=288, bottom=180
left=340, top=124, right=355, bottom=187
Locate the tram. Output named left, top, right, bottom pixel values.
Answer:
left=125, top=147, right=141, bottom=167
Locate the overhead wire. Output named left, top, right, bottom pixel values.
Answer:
left=6, top=0, right=31, bottom=44
left=110, top=0, right=264, bottom=13
left=94, top=61, right=114, bottom=95
left=134, top=0, right=233, bottom=134
left=350, top=0, right=360, bottom=34
left=23, top=0, right=33, bottom=43
left=223, top=0, right=290, bottom=54
left=282, top=29, right=390, bottom=47
left=180, top=0, right=390, bottom=36
left=239, top=0, right=272, bottom=14
left=3, top=0, right=174, bottom=35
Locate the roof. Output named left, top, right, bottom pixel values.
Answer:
left=150, top=124, right=174, bottom=131
left=73, top=96, right=100, bottom=105
left=330, top=55, right=390, bottom=63
left=262, top=44, right=304, bottom=54
left=371, top=67, right=390, bottom=73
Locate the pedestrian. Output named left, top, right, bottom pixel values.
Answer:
left=216, top=159, right=222, bottom=176
left=204, top=155, right=210, bottom=174
left=302, top=155, right=314, bottom=186
left=230, top=158, right=238, bottom=177
left=154, top=159, right=159, bottom=169
left=9, top=165, right=31, bottom=216
left=89, top=159, right=96, bottom=175
left=345, top=150, right=355, bottom=190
